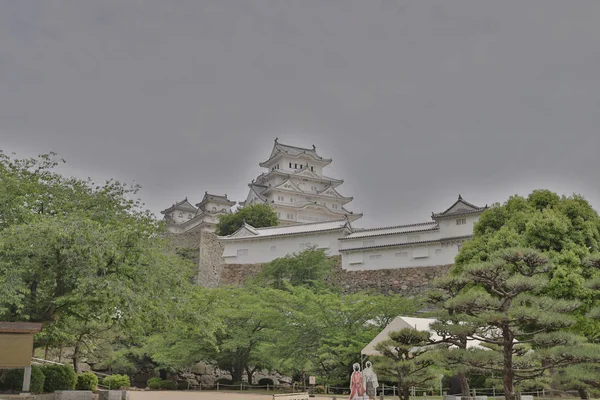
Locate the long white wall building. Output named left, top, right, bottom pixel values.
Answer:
left=219, top=195, right=487, bottom=270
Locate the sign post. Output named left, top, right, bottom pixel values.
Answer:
left=0, top=322, right=44, bottom=393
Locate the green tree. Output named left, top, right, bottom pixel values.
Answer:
left=373, top=328, right=440, bottom=400
left=254, top=248, right=334, bottom=289
left=436, top=248, right=600, bottom=400
left=0, top=152, right=196, bottom=370
left=215, top=203, right=279, bottom=236
left=453, top=190, right=600, bottom=338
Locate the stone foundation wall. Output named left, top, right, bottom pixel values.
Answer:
left=198, top=232, right=225, bottom=288
left=219, top=256, right=453, bottom=295
left=166, top=230, right=225, bottom=287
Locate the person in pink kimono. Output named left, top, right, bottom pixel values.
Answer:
left=348, top=363, right=366, bottom=400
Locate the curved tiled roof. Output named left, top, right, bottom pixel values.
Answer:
left=339, top=235, right=473, bottom=252
left=340, top=221, right=439, bottom=240
left=220, top=218, right=352, bottom=240
left=432, top=195, right=487, bottom=219
left=259, top=138, right=332, bottom=167
left=160, top=198, right=197, bottom=214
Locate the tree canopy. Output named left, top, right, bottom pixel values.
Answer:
left=431, top=248, right=600, bottom=400
left=0, top=152, right=195, bottom=369
left=215, top=203, right=279, bottom=236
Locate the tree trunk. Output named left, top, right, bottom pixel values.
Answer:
left=400, top=385, right=410, bottom=400
left=44, top=345, right=49, bottom=360
left=230, top=365, right=244, bottom=384
left=502, top=325, right=516, bottom=400
left=459, top=373, right=471, bottom=398
left=578, top=388, right=589, bottom=400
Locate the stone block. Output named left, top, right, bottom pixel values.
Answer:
left=97, top=391, right=129, bottom=400
left=54, top=391, right=94, bottom=400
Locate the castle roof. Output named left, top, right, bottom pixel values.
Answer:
left=160, top=198, right=197, bottom=214
left=219, top=218, right=352, bottom=240
left=196, top=191, right=236, bottom=209
left=339, top=235, right=473, bottom=252
left=259, top=138, right=332, bottom=167
left=340, top=221, right=439, bottom=240
left=255, top=168, right=344, bottom=187
left=432, top=195, right=487, bottom=219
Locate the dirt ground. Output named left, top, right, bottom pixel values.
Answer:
left=129, top=391, right=320, bottom=400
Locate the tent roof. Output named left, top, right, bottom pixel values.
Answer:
left=361, top=316, right=483, bottom=356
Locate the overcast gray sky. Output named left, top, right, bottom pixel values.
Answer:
left=1, top=0, right=599, bottom=228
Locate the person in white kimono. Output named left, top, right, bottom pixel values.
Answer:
left=362, top=361, right=379, bottom=399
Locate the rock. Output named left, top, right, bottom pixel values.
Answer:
left=199, top=374, right=216, bottom=387
left=192, top=361, right=208, bottom=375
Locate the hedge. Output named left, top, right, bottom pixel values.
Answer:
left=2, top=366, right=45, bottom=394
left=76, top=372, right=98, bottom=391
left=102, top=374, right=130, bottom=389
left=40, top=364, right=77, bottom=392
left=146, top=377, right=177, bottom=390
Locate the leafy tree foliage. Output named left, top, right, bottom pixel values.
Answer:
left=434, top=248, right=600, bottom=400
left=454, top=190, right=600, bottom=338
left=215, top=203, right=279, bottom=236
left=373, top=329, right=441, bottom=400
left=0, top=152, right=195, bottom=370
left=254, top=248, right=334, bottom=289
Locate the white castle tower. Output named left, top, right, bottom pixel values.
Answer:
left=240, top=138, right=362, bottom=225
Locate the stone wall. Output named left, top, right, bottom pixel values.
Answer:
left=198, top=232, right=225, bottom=288
left=219, top=256, right=453, bottom=295
left=167, top=230, right=225, bottom=287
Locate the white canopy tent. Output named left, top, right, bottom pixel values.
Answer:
left=361, top=316, right=484, bottom=357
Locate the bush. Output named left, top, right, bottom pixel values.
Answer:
left=146, top=377, right=177, bottom=390
left=41, top=364, right=76, bottom=392
left=315, top=385, right=326, bottom=394
left=102, top=374, right=130, bottom=389
left=147, top=377, right=162, bottom=390
left=258, top=378, right=274, bottom=387
left=3, top=367, right=45, bottom=394
left=177, top=381, right=190, bottom=390
left=76, top=372, right=98, bottom=391
left=161, top=380, right=177, bottom=390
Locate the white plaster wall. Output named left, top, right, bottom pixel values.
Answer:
left=339, top=229, right=441, bottom=251
left=170, top=210, right=195, bottom=223
left=221, top=231, right=344, bottom=264
left=437, top=214, right=480, bottom=238
left=203, top=201, right=231, bottom=213
left=340, top=242, right=461, bottom=270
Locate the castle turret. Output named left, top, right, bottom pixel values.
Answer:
left=240, top=138, right=362, bottom=225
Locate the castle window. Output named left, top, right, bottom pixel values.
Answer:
left=295, top=163, right=298, bottom=169
left=290, top=198, right=295, bottom=203
left=237, top=249, right=248, bottom=256
left=278, top=196, right=284, bottom=201
left=369, top=254, right=382, bottom=260
left=435, top=248, right=443, bottom=255
left=178, top=212, right=183, bottom=218
left=395, top=251, right=408, bottom=257
left=289, top=163, right=292, bottom=168
left=456, top=218, right=467, bottom=225
left=310, top=166, right=314, bottom=171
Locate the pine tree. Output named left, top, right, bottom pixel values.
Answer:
left=432, top=248, right=600, bottom=400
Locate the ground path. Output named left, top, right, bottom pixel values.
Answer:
left=129, top=391, right=339, bottom=400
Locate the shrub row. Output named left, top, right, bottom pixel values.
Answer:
left=147, top=377, right=177, bottom=390
left=0, top=365, right=120, bottom=394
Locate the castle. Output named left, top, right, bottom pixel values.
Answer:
left=162, top=139, right=487, bottom=282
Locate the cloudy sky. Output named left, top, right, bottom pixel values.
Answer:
left=1, top=0, right=599, bottom=228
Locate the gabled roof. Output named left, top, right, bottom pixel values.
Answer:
left=340, top=221, right=438, bottom=240
left=316, top=185, right=353, bottom=202
left=259, top=138, right=332, bottom=167
left=219, top=218, right=352, bottom=240
left=432, top=195, right=488, bottom=219
left=196, top=191, right=236, bottom=209
left=361, top=316, right=483, bottom=356
left=254, top=169, right=344, bottom=187
left=160, top=198, right=198, bottom=214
